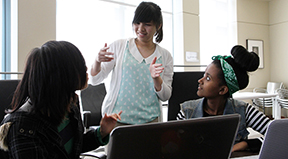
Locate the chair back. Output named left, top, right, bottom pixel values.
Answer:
left=259, top=119, right=288, bottom=159
left=275, top=88, right=288, bottom=109
left=80, top=83, right=106, bottom=128
left=168, top=72, right=204, bottom=121
left=0, top=80, right=20, bottom=121
left=267, top=82, right=284, bottom=94
left=252, top=82, right=284, bottom=111
left=276, top=88, right=288, bottom=99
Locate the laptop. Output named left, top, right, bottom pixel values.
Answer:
left=107, top=114, right=240, bottom=159
left=258, top=119, right=288, bottom=159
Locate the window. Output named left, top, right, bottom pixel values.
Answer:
left=56, top=0, right=173, bottom=69
left=199, top=0, right=237, bottom=65
left=1, top=0, right=8, bottom=79
left=0, top=0, right=17, bottom=80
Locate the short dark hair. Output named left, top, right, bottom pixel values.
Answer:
left=212, top=45, right=259, bottom=97
left=132, top=1, right=163, bottom=43
left=11, top=41, right=87, bottom=125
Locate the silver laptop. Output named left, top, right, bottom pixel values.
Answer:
left=107, top=114, right=240, bottom=159
left=258, top=119, right=288, bottom=159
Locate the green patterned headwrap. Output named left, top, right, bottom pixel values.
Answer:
left=212, top=55, right=239, bottom=96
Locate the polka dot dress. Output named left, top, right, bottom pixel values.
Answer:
left=112, top=43, right=162, bottom=124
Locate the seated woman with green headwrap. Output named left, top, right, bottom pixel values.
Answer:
left=177, top=45, right=271, bottom=152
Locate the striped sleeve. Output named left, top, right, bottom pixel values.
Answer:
left=245, top=104, right=271, bottom=135
left=176, top=109, right=186, bottom=120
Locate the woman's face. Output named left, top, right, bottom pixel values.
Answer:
left=133, top=21, right=157, bottom=43
left=197, top=63, right=224, bottom=98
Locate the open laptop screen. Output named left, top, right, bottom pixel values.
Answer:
left=107, top=114, right=240, bottom=159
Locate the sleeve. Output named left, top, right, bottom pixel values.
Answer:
left=245, top=104, right=271, bottom=135
left=95, top=127, right=109, bottom=145
left=82, top=127, right=110, bottom=153
left=176, top=109, right=186, bottom=120
left=155, top=49, right=174, bottom=101
left=81, top=129, right=101, bottom=153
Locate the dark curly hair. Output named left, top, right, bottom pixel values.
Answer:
left=212, top=45, right=260, bottom=97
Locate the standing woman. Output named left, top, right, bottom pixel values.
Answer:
left=0, top=41, right=121, bottom=159
left=90, top=2, right=173, bottom=125
left=177, top=45, right=271, bottom=152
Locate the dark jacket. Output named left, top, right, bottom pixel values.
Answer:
left=0, top=100, right=105, bottom=159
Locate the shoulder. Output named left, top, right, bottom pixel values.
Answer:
left=230, top=99, right=248, bottom=114
left=0, top=112, right=41, bottom=151
left=232, top=99, right=248, bottom=107
left=3, top=112, right=42, bottom=131
left=181, top=98, right=203, bottom=110
left=156, top=45, right=172, bottom=56
left=112, top=38, right=128, bottom=44
left=1, top=111, right=30, bottom=124
left=179, top=98, right=203, bottom=119
left=3, top=111, right=49, bottom=137
left=108, top=39, right=129, bottom=50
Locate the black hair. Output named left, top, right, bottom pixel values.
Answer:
left=10, top=41, right=87, bottom=125
left=132, top=1, right=163, bottom=43
left=212, top=45, right=259, bottom=97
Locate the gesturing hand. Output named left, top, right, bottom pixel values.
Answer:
left=97, top=43, right=114, bottom=63
left=149, top=56, right=164, bottom=79
left=99, top=111, right=122, bottom=138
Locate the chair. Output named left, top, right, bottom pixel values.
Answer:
left=79, top=83, right=106, bottom=130
left=252, top=82, right=284, bottom=114
left=0, top=80, right=20, bottom=159
left=275, top=88, right=288, bottom=117
left=258, top=119, right=288, bottom=159
left=252, top=87, right=272, bottom=114
left=79, top=83, right=107, bottom=159
left=0, top=80, right=20, bottom=121
left=167, top=71, right=204, bottom=121
left=267, top=82, right=284, bottom=94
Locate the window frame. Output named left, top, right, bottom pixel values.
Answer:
left=1, top=0, right=12, bottom=80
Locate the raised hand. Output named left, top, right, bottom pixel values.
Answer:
left=149, top=56, right=164, bottom=79
left=96, top=43, right=114, bottom=63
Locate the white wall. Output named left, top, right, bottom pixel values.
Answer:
left=17, top=0, right=56, bottom=73
left=236, top=0, right=288, bottom=90
left=236, top=0, right=270, bottom=91
left=269, top=0, right=288, bottom=87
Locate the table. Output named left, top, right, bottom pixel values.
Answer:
left=233, top=92, right=280, bottom=119
left=233, top=92, right=277, bottom=100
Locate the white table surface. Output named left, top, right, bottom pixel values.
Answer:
left=233, top=92, right=281, bottom=119
left=233, top=92, right=277, bottom=100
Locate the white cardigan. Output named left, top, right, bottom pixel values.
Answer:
left=90, top=38, right=174, bottom=120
